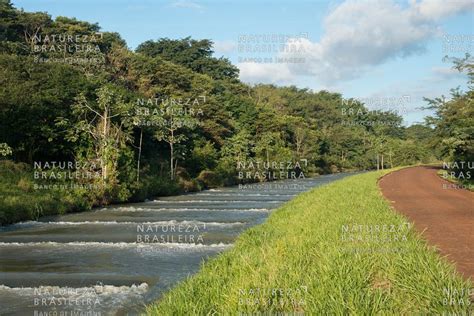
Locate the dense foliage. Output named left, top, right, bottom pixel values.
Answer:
left=425, top=55, right=474, bottom=183
left=0, top=0, right=470, bottom=222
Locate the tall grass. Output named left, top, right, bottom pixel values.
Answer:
left=147, top=169, right=473, bottom=315
left=0, top=160, right=91, bottom=225
left=437, top=168, right=474, bottom=192
left=0, top=160, right=186, bottom=225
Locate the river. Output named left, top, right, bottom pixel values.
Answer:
left=0, top=174, right=350, bottom=315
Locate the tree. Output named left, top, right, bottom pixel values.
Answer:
left=425, top=54, right=474, bottom=177
left=136, top=37, right=239, bottom=80
left=218, top=130, right=254, bottom=181
left=154, top=100, right=200, bottom=180
left=0, top=54, right=91, bottom=162
left=62, top=85, right=133, bottom=188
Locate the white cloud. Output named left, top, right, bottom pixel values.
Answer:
left=238, top=62, right=295, bottom=84
left=170, top=0, right=203, bottom=10
left=411, top=0, right=474, bottom=20
left=429, top=66, right=467, bottom=82
left=213, top=40, right=237, bottom=55
left=238, top=0, right=473, bottom=85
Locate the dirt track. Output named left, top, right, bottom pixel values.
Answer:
left=379, top=166, right=474, bottom=280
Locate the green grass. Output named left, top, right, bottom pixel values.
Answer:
left=0, top=160, right=92, bottom=225
left=147, top=169, right=473, bottom=315
left=437, top=168, right=474, bottom=192
left=0, top=159, right=184, bottom=225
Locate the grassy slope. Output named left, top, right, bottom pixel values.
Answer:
left=0, top=160, right=91, bottom=225
left=147, top=169, right=473, bottom=315
left=0, top=159, right=181, bottom=225
left=437, top=169, right=474, bottom=192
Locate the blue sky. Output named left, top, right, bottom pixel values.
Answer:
left=12, top=0, right=474, bottom=125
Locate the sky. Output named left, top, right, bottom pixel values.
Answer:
left=12, top=0, right=474, bottom=125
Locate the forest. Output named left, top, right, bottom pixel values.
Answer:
left=0, top=0, right=472, bottom=224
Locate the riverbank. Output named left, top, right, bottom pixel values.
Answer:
left=0, top=160, right=182, bottom=225
left=0, top=160, right=88, bottom=225
left=0, top=160, right=336, bottom=226
left=147, top=169, right=473, bottom=314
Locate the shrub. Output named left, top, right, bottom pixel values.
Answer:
left=17, top=177, right=33, bottom=192
left=179, top=179, right=199, bottom=192
left=197, top=170, right=222, bottom=188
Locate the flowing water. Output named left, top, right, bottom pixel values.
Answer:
left=0, top=174, right=351, bottom=315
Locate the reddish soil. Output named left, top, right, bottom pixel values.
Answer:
left=379, top=166, right=474, bottom=281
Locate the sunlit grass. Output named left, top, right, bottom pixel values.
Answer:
left=147, top=169, right=473, bottom=315
left=0, top=160, right=90, bottom=225
left=437, top=168, right=474, bottom=192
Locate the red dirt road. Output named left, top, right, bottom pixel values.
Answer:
left=379, top=166, right=474, bottom=280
